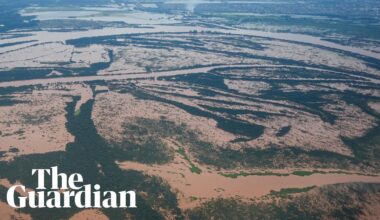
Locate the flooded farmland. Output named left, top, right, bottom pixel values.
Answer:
left=1, top=0, right=380, bottom=219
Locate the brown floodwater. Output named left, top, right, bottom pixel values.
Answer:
left=118, top=160, right=380, bottom=209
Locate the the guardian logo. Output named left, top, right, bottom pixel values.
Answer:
left=7, top=166, right=137, bottom=209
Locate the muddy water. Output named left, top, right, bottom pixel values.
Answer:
left=118, top=161, right=380, bottom=209
left=0, top=201, right=32, bottom=220
left=69, top=209, right=109, bottom=220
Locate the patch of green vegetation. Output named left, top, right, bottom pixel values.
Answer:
left=178, top=147, right=202, bottom=174
left=190, top=165, right=202, bottom=174
left=219, top=169, right=375, bottom=179
left=74, top=108, right=81, bottom=116
left=292, top=170, right=315, bottom=176
left=190, top=196, right=198, bottom=202
left=292, top=170, right=378, bottom=177
left=270, top=186, right=317, bottom=198
left=219, top=171, right=289, bottom=178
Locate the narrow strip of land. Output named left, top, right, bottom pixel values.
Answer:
left=0, top=64, right=375, bottom=88
left=1, top=25, right=379, bottom=60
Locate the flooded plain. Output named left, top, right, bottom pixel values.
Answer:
left=1, top=2, right=380, bottom=218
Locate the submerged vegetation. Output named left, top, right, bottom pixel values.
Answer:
left=110, top=74, right=380, bottom=173
left=187, top=183, right=380, bottom=220
left=177, top=147, right=202, bottom=174
left=269, top=186, right=317, bottom=198
left=219, top=171, right=289, bottom=178
left=219, top=169, right=376, bottom=179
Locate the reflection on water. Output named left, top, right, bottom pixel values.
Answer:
left=21, top=7, right=183, bottom=25
left=7, top=6, right=380, bottom=61
left=7, top=24, right=379, bottom=61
